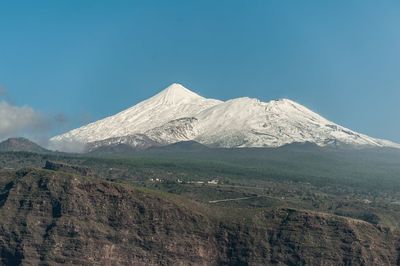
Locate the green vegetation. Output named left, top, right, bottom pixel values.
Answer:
left=1, top=145, right=400, bottom=230
left=0, top=165, right=399, bottom=265
left=1, top=146, right=400, bottom=264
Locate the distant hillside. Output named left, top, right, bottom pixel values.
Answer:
left=88, top=143, right=137, bottom=155
left=0, top=137, right=48, bottom=153
left=0, top=168, right=398, bottom=265
left=88, top=140, right=209, bottom=156
left=148, top=140, right=209, bottom=152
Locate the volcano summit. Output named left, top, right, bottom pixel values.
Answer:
left=50, top=83, right=399, bottom=152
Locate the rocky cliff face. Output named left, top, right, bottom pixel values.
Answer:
left=43, top=161, right=94, bottom=177
left=0, top=169, right=399, bottom=265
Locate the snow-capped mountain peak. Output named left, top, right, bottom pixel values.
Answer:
left=50, top=83, right=400, bottom=152
left=152, top=83, right=204, bottom=105
left=49, top=83, right=222, bottom=150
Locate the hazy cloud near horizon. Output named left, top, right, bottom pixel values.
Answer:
left=0, top=100, right=69, bottom=146
left=0, top=101, right=49, bottom=141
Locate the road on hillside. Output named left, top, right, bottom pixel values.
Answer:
left=208, top=195, right=264, bottom=204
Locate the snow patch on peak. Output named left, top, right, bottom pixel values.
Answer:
left=152, top=83, right=204, bottom=105
left=226, top=97, right=261, bottom=104
left=267, top=98, right=308, bottom=109
left=50, top=83, right=222, bottom=144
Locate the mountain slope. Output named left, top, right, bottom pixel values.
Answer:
left=0, top=168, right=398, bottom=265
left=50, top=83, right=400, bottom=152
left=50, top=84, right=221, bottom=149
left=191, top=98, right=397, bottom=148
left=0, top=137, right=49, bottom=153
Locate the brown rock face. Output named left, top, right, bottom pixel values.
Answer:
left=0, top=169, right=399, bottom=265
left=43, top=161, right=94, bottom=177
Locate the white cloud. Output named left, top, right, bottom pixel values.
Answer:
left=0, top=101, right=50, bottom=140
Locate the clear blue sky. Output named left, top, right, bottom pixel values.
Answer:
left=0, top=1, right=399, bottom=142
